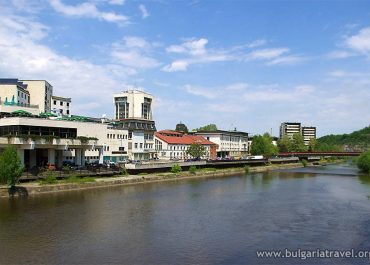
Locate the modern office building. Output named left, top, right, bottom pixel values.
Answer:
left=302, top=126, right=317, bottom=146
left=154, top=130, right=217, bottom=160
left=51, top=96, right=71, bottom=116
left=193, top=130, right=249, bottom=158
left=279, top=122, right=301, bottom=139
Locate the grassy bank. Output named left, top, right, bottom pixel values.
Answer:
left=0, top=162, right=307, bottom=198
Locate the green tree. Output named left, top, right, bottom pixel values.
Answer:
left=250, top=133, right=278, bottom=158
left=175, top=122, right=188, bottom=133
left=194, top=124, right=218, bottom=132
left=0, top=147, right=24, bottom=188
left=357, top=150, right=370, bottom=173
left=308, top=138, right=317, bottom=152
left=291, top=133, right=307, bottom=152
left=186, top=143, right=206, bottom=159
left=277, top=135, right=292, bottom=152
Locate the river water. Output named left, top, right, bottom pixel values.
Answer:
left=1, top=164, right=370, bottom=265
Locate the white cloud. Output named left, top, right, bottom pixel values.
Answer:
left=327, top=50, right=354, bottom=59
left=248, top=48, right=289, bottom=60
left=139, top=4, right=149, bottom=19
left=111, top=36, right=161, bottom=69
left=0, top=13, right=133, bottom=117
left=345, top=26, right=370, bottom=54
left=163, top=38, right=231, bottom=72
left=247, top=39, right=267, bottom=48
left=108, top=0, right=125, bottom=5
left=49, top=0, right=129, bottom=25
left=184, top=84, right=217, bottom=99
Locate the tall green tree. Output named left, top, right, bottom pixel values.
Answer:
left=186, top=143, right=206, bottom=159
left=250, top=133, right=278, bottom=158
left=357, top=150, right=370, bottom=173
left=291, top=133, right=307, bottom=152
left=277, top=135, right=292, bottom=152
left=0, top=147, right=24, bottom=188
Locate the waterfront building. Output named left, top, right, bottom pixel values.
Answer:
left=113, top=89, right=156, bottom=160
left=193, top=130, right=248, bottom=158
left=51, top=96, right=71, bottom=116
left=279, top=122, right=301, bottom=139
left=302, top=126, right=317, bottom=146
left=154, top=130, right=217, bottom=160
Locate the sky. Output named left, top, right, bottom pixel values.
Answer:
left=0, top=0, right=369, bottom=137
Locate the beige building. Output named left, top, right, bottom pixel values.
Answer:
left=20, top=80, right=53, bottom=113
left=302, top=126, right=316, bottom=146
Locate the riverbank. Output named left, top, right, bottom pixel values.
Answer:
left=0, top=162, right=312, bottom=198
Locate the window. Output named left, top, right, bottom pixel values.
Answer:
left=66, top=110, right=69, bottom=115
left=140, top=143, right=143, bottom=149
left=54, top=100, right=56, bottom=105
left=60, top=101, right=63, bottom=106
left=119, top=147, right=125, bottom=151
left=135, top=143, right=138, bottom=149
left=67, top=102, right=69, bottom=107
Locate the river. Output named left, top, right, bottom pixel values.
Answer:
left=1, top=164, right=370, bottom=265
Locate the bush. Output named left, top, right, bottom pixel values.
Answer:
left=244, top=165, right=250, bottom=174
left=0, top=146, right=24, bottom=187
left=357, top=151, right=370, bottom=173
left=120, top=168, right=128, bottom=175
left=39, top=171, right=58, bottom=185
left=301, top=159, right=308, bottom=167
left=171, top=164, right=182, bottom=173
left=189, top=166, right=197, bottom=174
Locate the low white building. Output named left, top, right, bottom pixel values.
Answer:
left=155, top=130, right=217, bottom=160
left=194, top=130, right=249, bottom=158
left=51, top=96, right=71, bottom=116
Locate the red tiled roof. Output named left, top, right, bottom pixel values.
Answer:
left=155, top=130, right=216, bottom=145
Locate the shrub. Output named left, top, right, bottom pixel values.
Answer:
left=0, top=146, right=24, bottom=187
left=39, top=171, right=58, bottom=185
left=357, top=151, right=370, bottom=173
left=189, top=165, right=197, bottom=174
left=244, top=165, right=250, bottom=174
left=171, top=164, right=182, bottom=173
left=120, top=168, right=128, bottom=175
left=301, top=159, right=308, bottom=167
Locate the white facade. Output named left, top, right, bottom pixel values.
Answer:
left=21, top=80, right=53, bottom=113
left=113, top=90, right=154, bottom=120
left=302, top=126, right=316, bottom=146
left=51, top=96, right=71, bottom=116
left=280, top=122, right=301, bottom=139
left=194, top=130, right=248, bottom=158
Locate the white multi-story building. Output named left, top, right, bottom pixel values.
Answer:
left=279, top=122, right=301, bottom=139
left=194, top=130, right=249, bottom=158
left=113, top=89, right=156, bottom=160
left=51, top=96, right=71, bottom=116
left=302, top=126, right=316, bottom=146
left=154, top=130, right=217, bottom=160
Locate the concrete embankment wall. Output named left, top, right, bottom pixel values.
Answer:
left=0, top=163, right=304, bottom=198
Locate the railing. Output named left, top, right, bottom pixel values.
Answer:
left=0, top=100, right=39, bottom=109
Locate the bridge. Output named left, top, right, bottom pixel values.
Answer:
left=278, top=151, right=362, bottom=158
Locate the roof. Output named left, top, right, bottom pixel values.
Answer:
left=52, top=95, right=72, bottom=102
left=193, top=130, right=248, bottom=137
left=0, top=78, right=28, bottom=90
left=155, top=130, right=217, bottom=145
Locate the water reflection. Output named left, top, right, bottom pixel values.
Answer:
left=1, top=164, right=370, bottom=265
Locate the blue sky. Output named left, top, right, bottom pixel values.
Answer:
left=0, top=0, right=369, bottom=136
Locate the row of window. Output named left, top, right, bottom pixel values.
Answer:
left=107, top=133, right=128, bottom=139
left=134, top=143, right=153, bottom=149
left=17, top=90, right=29, bottom=100
left=53, top=100, right=70, bottom=107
